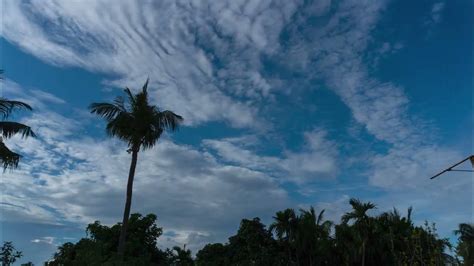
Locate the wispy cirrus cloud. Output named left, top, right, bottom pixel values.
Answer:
left=203, top=128, right=339, bottom=183
left=2, top=0, right=459, bottom=190
left=2, top=0, right=306, bottom=128
left=273, top=0, right=464, bottom=189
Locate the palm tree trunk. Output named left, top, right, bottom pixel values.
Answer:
left=117, top=148, right=139, bottom=256
left=361, top=240, right=366, bottom=266
left=286, top=243, right=291, bottom=266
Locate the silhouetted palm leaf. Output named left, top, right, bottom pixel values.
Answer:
left=0, top=95, right=35, bottom=170
left=0, top=139, right=21, bottom=169
left=455, top=223, right=474, bottom=242
left=0, top=98, right=32, bottom=119
left=0, top=122, right=36, bottom=139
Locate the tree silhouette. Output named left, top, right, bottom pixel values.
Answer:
left=195, top=243, right=229, bottom=266
left=47, top=213, right=169, bottom=265
left=341, top=198, right=376, bottom=266
left=227, top=218, right=280, bottom=265
left=47, top=201, right=456, bottom=265
left=89, top=80, right=182, bottom=257
left=269, top=208, right=296, bottom=263
left=168, top=245, right=194, bottom=266
left=455, top=223, right=474, bottom=265
left=0, top=241, right=23, bottom=266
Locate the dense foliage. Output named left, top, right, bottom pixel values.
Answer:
left=47, top=199, right=472, bottom=265
left=196, top=200, right=455, bottom=266
left=45, top=214, right=183, bottom=265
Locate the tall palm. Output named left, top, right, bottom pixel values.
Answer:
left=89, top=80, right=183, bottom=256
left=341, top=198, right=376, bottom=266
left=0, top=70, right=36, bottom=169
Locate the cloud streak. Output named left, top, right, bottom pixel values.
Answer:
left=203, top=128, right=339, bottom=183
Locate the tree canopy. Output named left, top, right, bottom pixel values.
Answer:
left=47, top=199, right=470, bottom=265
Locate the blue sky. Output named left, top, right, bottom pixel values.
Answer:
left=0, top=0, right=472, bottom=264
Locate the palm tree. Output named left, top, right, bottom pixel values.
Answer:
left=376, top=207, right=414, bottom=263
left=341, top=198, right=376, bottom=266
left=455, top=223, right=474, bottom=265
left=270, top=208, right=296, bottom=263
left=296, top=207, right=333, bottom=265
left=0, top=70, right=36, bottom=169
left=89, top=80, right=183, bottom=256
left=270, top=209, right=296, bottom=241
left=170, top=245, right=194, bottom=265
left=455, top=223, right=474, bottom=243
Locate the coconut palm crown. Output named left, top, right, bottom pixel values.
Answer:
left=90, top=80, right=182, bottom=151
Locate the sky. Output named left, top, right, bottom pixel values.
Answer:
left=0, top=0, right=472, bottom=264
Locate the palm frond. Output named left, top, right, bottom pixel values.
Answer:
left=124, top=88, right=136, bottom=106
left=105, top=112, right=134, bottom=141
left=0, top=122, right=36, bottom=139
left=0, top=139, right=21, bottom=170
left=89, top=102, right=126, bottom=121
left=349, top=198, right=376, bottom=213
left=341, top=213, right=357, bottom=224
left=156, top=110, right=183, bottom=131
left=407, top=206, right=413, bottom=222
left=317, top=209, right=326, bottom=225
left=113, top=96, right=127, bottom=112
left=455, top=223, right=474, bottom=241
left=141, top=127, right=163, bottom=150
left=142, top=78, right=149, bottom=95
left=0, top=98, right=33, bottom=118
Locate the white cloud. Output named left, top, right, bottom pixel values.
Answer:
left=422, top=1, right=446, bottom=37
left=370, top=145, right=463, bottom=188
left=31, top=236, right=56, bottom=245
left=312, top=195, right=351, bottom=223
left=1, top=79, right=65, bottom=110
left=1, top=0, right=305, bottom=128
left=203, top=128, right=339, bottom=183
left=430, top=2, right=446, bottom=24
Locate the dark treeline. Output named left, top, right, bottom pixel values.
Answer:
left=44, top=198, right=473, bottom=266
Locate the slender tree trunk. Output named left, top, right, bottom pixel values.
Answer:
left=361, top=240, right=366, bottom=266
left=117, top=148, right=139, bottom=257
left=286, top=243, right=291, bottom=266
